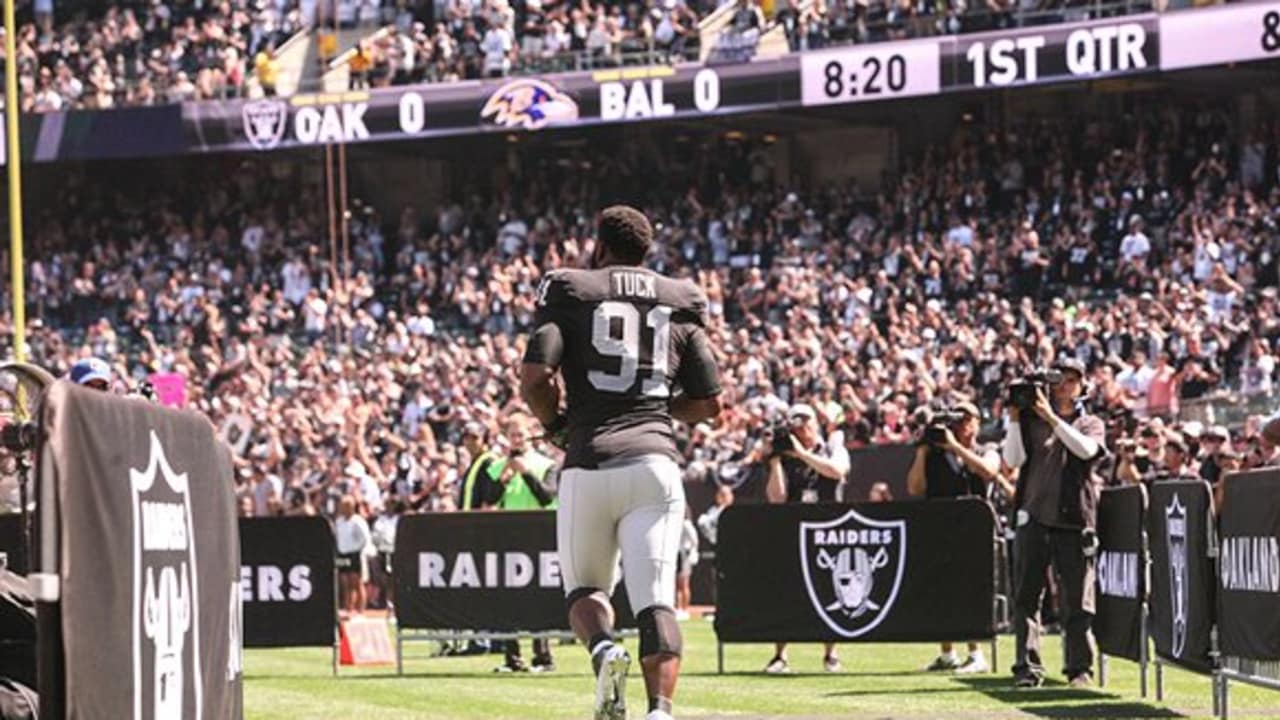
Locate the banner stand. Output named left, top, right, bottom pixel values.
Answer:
left=332, top=567, right=339, bottom=677
left=1216, top=660, right=1280, bottom=719
left=394, top=628, right=634, bottom=674
left=1096, top=603, right=1150, bottom=697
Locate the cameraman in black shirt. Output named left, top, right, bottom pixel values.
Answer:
left=907, top=402, right=1000, bottom=674
left=763, top=403, right=851, bottom=674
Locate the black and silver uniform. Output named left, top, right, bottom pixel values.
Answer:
left=523, top=266, right=721, bottom=470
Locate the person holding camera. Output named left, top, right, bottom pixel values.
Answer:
left=494, top=415, right=559, bottom=673
left=763, top=403, right=851, bottom=674
left=906, top=402, right=1000, bottom=674
left=1002, top=358, right=1106, bottom=689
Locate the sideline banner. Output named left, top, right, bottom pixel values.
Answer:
left=393, top=510, right=634, bottom=632
left=38, top=380, right=242, bottom=719
left=714, top=498, right=996, bottom=643
left=239, top=517, right=335, bottom=648
left=1094, top=485, right=1147, bottom=663
left=1148, top=480, right=1215, bottom=673
left=1218, top=469, right=1280, bottom=661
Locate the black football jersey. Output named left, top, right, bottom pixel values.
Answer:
left=523, top=266, right=721, bottom=469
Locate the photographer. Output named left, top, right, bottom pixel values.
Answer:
left=1002, top=358, right=1106, bottom=688
left=906, top=402, right=999, bottom=674
left=1110, top=439, right=1144, bottom=486
left=763, top=403, right=851, bottom=674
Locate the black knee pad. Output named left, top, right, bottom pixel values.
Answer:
left=636, top=605, right=682, bottom=659
left=566, top=587, right=607, bottom=610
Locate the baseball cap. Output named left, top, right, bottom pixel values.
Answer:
left=69, top=358, right=111, bottom=387
left=1052, top=357, right=1086, bottom=379
left=788, top=403, right=816, bottom=422
left=951, top=402, right=980, bottom=419
left=1205, top=425, right=1230, bottom=441
left=462, top=421, right=487, bottom=438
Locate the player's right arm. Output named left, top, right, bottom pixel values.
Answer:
left=520, top=272, right=569, bottom=431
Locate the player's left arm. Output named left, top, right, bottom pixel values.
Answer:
left=671, top=324, right=722, bottom=424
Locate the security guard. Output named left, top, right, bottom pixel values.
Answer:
left=459, top=422, right=503, bottom=511
left=1002, top=358, right=1106, bottom=688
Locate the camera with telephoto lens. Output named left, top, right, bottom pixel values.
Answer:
left=0, top=421, right=38, bottom=453
left=923, top=410, right=965, bottom=446
left=1008, top=368, right=1064, bottom=411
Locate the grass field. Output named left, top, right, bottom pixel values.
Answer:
left=245, top=620, right=1280, bottom=719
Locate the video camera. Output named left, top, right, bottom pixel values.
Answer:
left=0, top=420, right=37, bottom=453
left=922, top=410, right=966, bottom=446
left=1008, top=368, right=1064, bottom=412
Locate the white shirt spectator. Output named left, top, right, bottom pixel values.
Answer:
left=481, top=26, right=513, bottom=75
left=371, top=513, right=399, bottom=554
left=282, top=259, right=311, bottom=305
left=1241, top=354, right=1276, bottom=397
left=544, top=20, right=570, bottom=55
left=947, top=221, right=974, bottom=248
left=303, top=294, right=328, bottom=333
left=335, top=512, right=371, bottom=555
left=408, top=310, right=436, bottom=336
left=1193, top=239, right=1219, bottom=282
left=498, top=217, right=528, bottom=256
left=252, top=474, right=283, bottom=516
left=1120, top=230, right=1151, bottom=263
left=1117, top=362, right=1155, bottom=408
left=1207, top=288, right=1236, bottom=323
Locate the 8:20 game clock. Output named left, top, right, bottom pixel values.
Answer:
left=800, top=40, right=941, bottom=107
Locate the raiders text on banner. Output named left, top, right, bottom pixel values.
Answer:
left=392, top=510, right=634, bottom=633
left=1094, top=485, right=1148, bottom=663
left=1218, top=468, right=1280, bottom=661
left=238, top=517, right=336, bottom=649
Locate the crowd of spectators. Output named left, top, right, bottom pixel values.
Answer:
left=10, top=0, right=1190, bottom=108
left=11, top=0, right=303, bottom=112
left=1, top=102, right=1278, bottom=529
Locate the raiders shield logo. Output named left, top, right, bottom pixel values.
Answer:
left=242, top=99, right=288, bottom=150
left=1165, top=493, right=1188, bottom=657
left=799, top=509, right=907, bottom=638
left=131, top=431, right=203, bottom=720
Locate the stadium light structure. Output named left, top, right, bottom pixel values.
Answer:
left=3, top=0, right=25, bottom=364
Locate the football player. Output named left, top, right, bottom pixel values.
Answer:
left=521, top=206, right=722, bottom=720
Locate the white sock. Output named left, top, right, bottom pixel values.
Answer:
left=942, top=650, right=958, bottom=660
left=645, top=712, right=674, bottom=720
left=968, top=650, right=985, bottom=660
